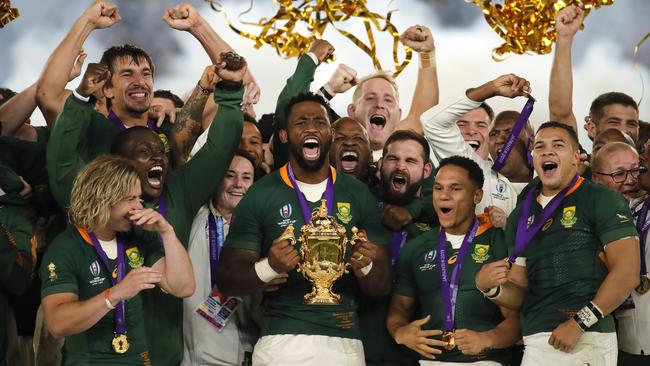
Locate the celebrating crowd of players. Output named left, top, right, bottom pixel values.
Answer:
left=0, top=2, right=647, bottom=366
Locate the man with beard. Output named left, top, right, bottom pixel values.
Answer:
left=387, top=156, right=519, bottom=365
left=40, top=156, right=194, bottom=365
left=360, top=130, right=434, bottom=366
left=422, top=74, right=531, bottom=218
left=615, top=141, right=650, bottom=365
left=592, top=142, right=644, bottom=202
left=329, top=117, right=374, bottom=185
left=475, top=122, right=640, bottom=365
left=549, top=5, right=640, bottom=142
left=183, top=151, right=260, bottom=366
left=216, top=93, right=392, bottom=365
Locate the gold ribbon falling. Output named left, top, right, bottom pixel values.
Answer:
left=466, top=0, right=614, bottom=60
left=633, top=32, right=649, bottom=105
left=0, top=0, right=19, bottom=28
left=204, top=0, right=412, bottom=77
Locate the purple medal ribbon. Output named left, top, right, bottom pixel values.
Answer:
left=634, top=198, right=650, bottom=275
left=108, top=111, right=156, bottom=131
left=207, top=211, right=225, bottom=289
left=157, top=196, right=168, bottom=220
left=390, top=229, right=408, bottom=267
left=492, top=97, right=535, bottom=173
left=509, top=174, right=580, bottom=262
left=438, top=219, right=479, bottom=331
left=286, top=164, right=335, bottom=223
left=88, top=232, right=127, bottom=336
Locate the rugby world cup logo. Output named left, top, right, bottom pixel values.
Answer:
left=89, top=260, right=101, bottom=277
left=280, top=204, right=292, bottom=219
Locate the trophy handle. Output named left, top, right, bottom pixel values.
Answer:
left=279, top=225, right=297, bottom=246
left=350, top=227, right=366, bottom=246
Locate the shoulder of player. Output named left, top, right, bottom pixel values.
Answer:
left=402, top=228, right=438, bottom=257
left=43, top=227, right=89, bottom=260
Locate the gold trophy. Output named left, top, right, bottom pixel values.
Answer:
left=279, top=199, right=364, bottom=305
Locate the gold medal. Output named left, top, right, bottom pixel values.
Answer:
left=442, top=331, right=456, bottom=351
left=112, top=333, right=129, bottom=354
left=635, top=275, right=650, bottom=295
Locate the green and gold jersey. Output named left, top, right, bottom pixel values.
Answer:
left=506, top=178, right=637, bottom=336
left=394, top=217, right=509, bottom=364
left=225, top=165, right=391, bottom=339
left=39, top=226, right=163, bottom=366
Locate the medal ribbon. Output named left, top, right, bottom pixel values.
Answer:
left=509, top=174, right=580, bottom=262
left=286, top=163, right=335, bottom=223
left=108, top=111, right=156, bottom=131
left=390, top=229, right=408, bottom=267
left=634, top=197, right=650, bottom=276
left=88, top=233, right=127, bottom=336
left=439, top=219, right=479, bottom=331
left=492, top=97, right=535, bottom=173
left=207, top=211, right=225, bottom=289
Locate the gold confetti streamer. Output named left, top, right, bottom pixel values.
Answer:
left=204, top=0, right=412, bottom=77
left=0, top=0, right=19, bottom=28
left=466, top=0, right=614, bottom=60
left=633, top=32, right=649, bottom=105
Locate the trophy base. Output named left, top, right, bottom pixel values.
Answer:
left=304, top=287, right=341, bottom=305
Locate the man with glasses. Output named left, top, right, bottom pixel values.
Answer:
left=592, top=142, right=645, bottom=202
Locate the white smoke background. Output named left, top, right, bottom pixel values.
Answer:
left=1, top=0, right=648, bottom=149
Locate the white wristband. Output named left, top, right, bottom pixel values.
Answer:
left=482, top=285, right=500, bottom=298
left=105, top=298, right=116, bottom=310
left=307, top=52, right=320, bottom=66
left=360, top=262, right=373, bottom=276
left=72, top=89, right=90, bottom=103
left=255, top=258, right=281, bottom=283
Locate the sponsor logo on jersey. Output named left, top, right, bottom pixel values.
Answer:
left=415, top=223, right=432, bottom=232
left=617, top=213, right=630, bottom=223
left=127, top=247, right=144, bottom=268
left=448, top=254, right=457, bottom=265
left=560, top=206, right=577, bottom=228
left=280, top=204, right=292, bottom=219
left=48, top=262, right=57, bottom=282
left=542, top=218, right=553, bottom=231
left=336, top=202, right=352, bottom=224
left=90, top=260, right=101, bottom=276
left=471, top=244, right=490, bottom=263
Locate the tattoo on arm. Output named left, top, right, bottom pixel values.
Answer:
left=170, top=86, right=210, bottom=165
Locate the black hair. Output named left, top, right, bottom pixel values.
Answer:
left=437, top=155, right=484, bottom=189
left=382, top=130, right=431, bottom=163
left=153, top=89, right=184, bottom=108
left=110, top=126, right=156, bottom=156
left=100, top=44, right=155, bottom=81
left=590, top=92, right=638, bottom=124
left=0, top=87, right=17, bottom=107
left=536, top=121, right=580, bottom=149
left=283, top=93, right=330, bottom=124
left=257, top=113, right=275, bottom=143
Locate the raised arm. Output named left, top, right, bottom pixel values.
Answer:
left=395, top=25, right=438, bottom=134
left=0, top=83, right=38, bottom=141
left=162, top=2, right=259, bottom=107
left=35, top=2, right=120, bottom=127
left=169, top=65, right=218, bottom=166
left=549, top=5, right=584, bottom=131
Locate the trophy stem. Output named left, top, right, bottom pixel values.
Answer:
left=304, top=279, right=341, bottom=305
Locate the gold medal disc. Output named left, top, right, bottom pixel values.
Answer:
left=442, top=331, right=456, bottom=351
left=635, top=275, right=650, bottom=295
left=112, top=333, right=130, bottom=354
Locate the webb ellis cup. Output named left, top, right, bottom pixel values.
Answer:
left=279, top=199, right=364, bottom=305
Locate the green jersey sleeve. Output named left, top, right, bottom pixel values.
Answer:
left=358, top=183, right=392, bottom=246
left=40, top=236, right=80, bottom=297
left=272, top=55, right=318, bottom=167
left=591, top=185, right=638, bottom=246
left=223, top=184, right=264, bottom=252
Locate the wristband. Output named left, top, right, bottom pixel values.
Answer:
left=104, top=289, right=116, bottom=310
left=307, top=52, right=320, bottom=66
left=360, top=262, right=373, bottom=276
left=255, top=258, right=281, bottom=283
left=573, top=301, right=603, bottom=332
left=317, top=84, right=335, bottom=102
left=481, top=285, right=501, bottom=299
left=419, top=50, right=436, bottom=69
left=73, top=89, right=90, bottom=102
left=196, top=82, right=214, bottom=95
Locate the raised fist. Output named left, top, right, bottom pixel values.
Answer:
left=555, top=5, right=584, bottom=38
left=400, top=25, right=435, bottom=53
left=163, top=2, right=203, bottom=32
left=215, top=52, right=248, bottom=84
left=491, top=74, right=531, bottom=99
left=83, top=2, right=121, bottom=30
left=308, top=39, right=335, bottom=65
left=325, top=64, right=358, bottom=94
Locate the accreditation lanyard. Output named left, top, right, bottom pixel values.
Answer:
left=207, top=211, right=225, bottom=290
left=108, top=111, right=156, bottom=131
left=88, top=232, right=127, bottom=337
left=438, top=219, right=478, bottom=331
left=286, top=163, right=335, bottom=223
left=509, top=174, right=580, bottom=262
left=634, top=197, right=650, bottom=276
left=491, top=97, right=536, bottom=173
left=390, top=229, right=408, bottom=267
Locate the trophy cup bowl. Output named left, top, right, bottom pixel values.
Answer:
left=280, top=199, right=364, bottom=305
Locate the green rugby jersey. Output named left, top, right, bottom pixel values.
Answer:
left=393, top=217, right=510, bottom=364
left=506, top=177, right=637, bottom=336
left=225, top=165, right=391, bottom=339
left=40, top=226, right=163, bottom=366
